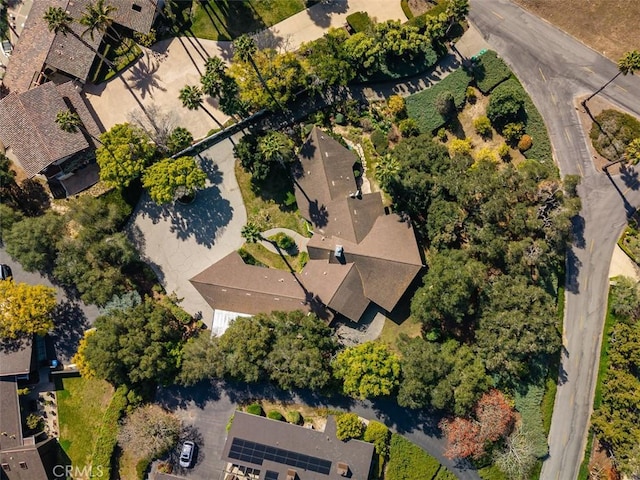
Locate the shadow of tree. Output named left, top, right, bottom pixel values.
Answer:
left=571, top=214, right=586, bottom=249
left=565, top=247, right=582, bottom=294
left=620, top=164, right=640, bottom=191
left=126, top=52, right=167, bottom=100
left=305, top=0, right=350, bottom=28
left=49, top=301, right=90, bottom=363
left=139, top=157, right=233, bottom=247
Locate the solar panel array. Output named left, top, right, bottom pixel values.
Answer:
left=265, top=471, right=279, bottom=480
left=229, top=438, right=332, bottom=475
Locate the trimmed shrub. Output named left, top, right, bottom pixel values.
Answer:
left=399, top=118, right=420, bottom=138
left=435, top=90, right=455, bottom=118
left=388, top=95, right=407, bottom=119
left=486, top=79, right=525, bottom=127
left=371, top=129, right=388, bottom=154
left=346, top=11, right=372, bottom=33
left=449, top=138, right=472, bottom=156
left=246, top=403, right=264, bottom=416
left=334, top=113, right=345, bottom=125
left=518, top=134, right=533, bottom=152
left=267, top=410, right=285, bottom=421
left=166, top=127, right=193, bottom=155
left=474, top=50, right=513, bottom=93
left=466, top=86, right=477, bottom=102
left=364, top=421, right=391, bottom=457
left=473, top=116, right=492, bottom=137
left=406, top=68, right=474, bottom=133
left=475, top=147, right=498, bottom=163
left=590, top=109, right=640, bottom=162
left=270, top=232, right=296, bottom=251
left=336, top=413, right=364, bottom=441
left=286, top=411, right=303, bottom=425
left=386, top=433, right=441, bottom=480
left=502, top=122, right=525, bottom=144
left=498, top=143, right=511, bottom=160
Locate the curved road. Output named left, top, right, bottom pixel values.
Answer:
left=469, top=1, right=640, bottom=479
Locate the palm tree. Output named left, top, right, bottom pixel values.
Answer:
left=79, top=0, right=121, bottom=42
left=585, top=50, right=640, bottom=103
left=55, top=109, right=104, bottom=146
left=240, top=222, right=263, bottom=244
left=233, top=34, right=284, bottom=112
left=258, top=131, right=293, bottom=168
left=200, top=57, right=226, bottom=98
left=43, top=6, right=116, bottom=71
left=178, top=85, right=225, bottom=130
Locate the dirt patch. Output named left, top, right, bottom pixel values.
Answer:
left=513, top=0, right=640, bottom=62
left=249, top=401, right=331, bottom=431
left=407, top=0, right=435, bottom=17
left=453, top=88, right=527, bottom=164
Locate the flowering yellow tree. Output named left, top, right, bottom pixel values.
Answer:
left=0, top=280, right=56, bottom=338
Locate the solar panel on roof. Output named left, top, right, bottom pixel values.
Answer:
left=228, top=438, right=332, bottom=475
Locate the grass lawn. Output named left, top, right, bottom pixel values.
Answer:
left=57, top=376, right=114, bottom=469
left=235, top=162, right=309, bottom=236
left=240, top=242, right=308, bottom=272
left=377, top=316, right=422, bottom=354
left=190, top=0, right=307, bottom=41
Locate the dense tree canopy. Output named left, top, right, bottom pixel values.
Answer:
left=142, top=156, right=207, bottom=204
left=332, top=342, right=401, bottom=399
left=397, top=336, right=491, bottom=415
left=96, top=123, right=157, bottom=188
left=83, top=297, right=189, bottom=387
left=0, top=280, right=57, bottom=338
left=4, top=212, right=64, bottom=272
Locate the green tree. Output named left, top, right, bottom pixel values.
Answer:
left=241, top=222, right=264, bottom=244
left=586, top=50, right=640, bottom=103
left=96, top=123, right=156, bottom=188
left=179, top=84, right=225, bottom=129
left=79, top=0, right=120, bottom=42
left=264, top=311, right=337, bottom=391
left=83, top=297, right=189, bottom=387
left=624, top=138, right=640, bottom=164
left=332, top=342, right=401, bottom=399
left=232, top=34, right=284, bottom=111
left=411, top=250, right=487, bottom=333
left=435, top=90, right=455, bottom=119
left=43, top=6, right=115, bottom=70
left=142, top=156, right=207, bottom=204
left=4, top=212, right=64, bottom=272
left=166, top=127, right=193, bottom=155
left=300, top=28, right=355, bottom=87
left=258, top=131, right=294, bottom=167
left=475, top=275, right=560, bottom=385
left=486, top=79, right=525, bottom=127
left=178, top=333, right=224, bottom=386
left=0, top=153, right=16, bottom=190
left=364, top=421, right=391, bottom=457
left=218, top=315, right=273, bottom=383
left=0, top=280, right=57, bottom=338
left=335, top=413, right=364, bottom=441
left=397, top=336, right=491, bottom=415
left=0, top=204, right=22, bottom=244
left=374, top=154, right=401, bottom=190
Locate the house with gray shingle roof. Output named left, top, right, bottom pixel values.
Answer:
left=190, top=127, right=424, bottom=326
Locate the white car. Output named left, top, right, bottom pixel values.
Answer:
left=179, top=441, right=195, bottom=468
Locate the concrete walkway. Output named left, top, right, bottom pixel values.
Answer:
left=608, top=244, right=640, bottom=281
left=258, top=227, right=309, bottom=255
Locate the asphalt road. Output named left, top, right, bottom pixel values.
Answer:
left=469, top=1, right=640, bottom=479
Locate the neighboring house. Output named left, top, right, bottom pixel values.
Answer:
left=221, top=412, right=374, bottom=480
left=0, top=81, right=102, bottom=196
left=191, top=127, right=423, bottom=326
left=2, top=0, right=158, bottom=94
left=0, top=339, right=66, bottom=480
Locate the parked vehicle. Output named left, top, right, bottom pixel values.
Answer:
left=1, top=40, right=12, bottom=57
left=179, top=441, right=195, bottom=468
left=0, top=264, right=12, bottom=280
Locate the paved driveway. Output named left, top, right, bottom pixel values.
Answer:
left=84, top=37, right=233, bottom=139
left=127, top=136, right=246, bottom=324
